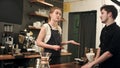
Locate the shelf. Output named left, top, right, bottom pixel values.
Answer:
left=29, top=12, right=48, bottom=18
left=30, top=0, right=54, bottom=7
left=61, top=52, right=72, bottom=56
left=28, top=25, right=41, bottom=30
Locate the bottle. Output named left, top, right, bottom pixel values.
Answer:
left=8, top=35, right=13, bottom=45
left=86, top=48, right=95, bottom=62
left=90, top=48, right=94, bottom=53
left=2, top=33, right=5, bottom=45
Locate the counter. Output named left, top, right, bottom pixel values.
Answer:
left=61, top=52, right=72, bottom=56
left=0, top=52, right=72, bottom=68
left=50, top=62, right=81, bottom=68
left=0, top=53, right=40, bottom=68
left=0, top=54, right=40, bottom=60
left=0, top=52, right=71, bottom=60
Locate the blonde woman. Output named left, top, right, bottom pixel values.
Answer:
left=36, top=7, right=80, bottom=64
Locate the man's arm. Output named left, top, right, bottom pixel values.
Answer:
left=91, top=51, right=112, bottom=65
left=94, top=48, right=101, bottom=60
left=81, top=51, right=113, bottom=68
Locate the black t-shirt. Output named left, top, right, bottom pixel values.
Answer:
left=99, top=23, right=120, bottom=68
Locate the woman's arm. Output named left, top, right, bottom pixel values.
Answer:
left=61, top=40, right=80, bottom=46
left=36, top=26, right=61, bottom=51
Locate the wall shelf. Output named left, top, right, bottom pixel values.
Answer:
left=28, top=25, right=41, bottom=30
left=29, top=12, right=48, bottom=18
left=30, top=0, right=54, bottom=7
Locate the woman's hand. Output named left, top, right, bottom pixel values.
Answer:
left=69, top=40, right=80, bottom=46
left=52, top=45, right=61, bottom=51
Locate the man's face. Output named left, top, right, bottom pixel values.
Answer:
left=100, top=9, right=109, bottom=23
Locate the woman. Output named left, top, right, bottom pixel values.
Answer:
left=36, top=7, right=80, bottom=65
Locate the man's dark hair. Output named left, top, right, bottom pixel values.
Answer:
left=100, top=5, right=118, bottom=19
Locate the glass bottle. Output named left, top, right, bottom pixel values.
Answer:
left=86, top=48, right=95, bottom=63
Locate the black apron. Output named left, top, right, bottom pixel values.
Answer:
left=44, top=24, right=62, bottom=65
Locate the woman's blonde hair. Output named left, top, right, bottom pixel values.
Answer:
left=48, top=7, right=62, bottom=22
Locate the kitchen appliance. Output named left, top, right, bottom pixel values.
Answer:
left=35, top=52, right=51, bottom=68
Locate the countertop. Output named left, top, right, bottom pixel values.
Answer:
left=50, top=62, right=81, bottom=68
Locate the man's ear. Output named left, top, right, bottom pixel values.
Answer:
left=108, top=12, right=112, bottom=18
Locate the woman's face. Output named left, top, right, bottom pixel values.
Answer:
left=50, top=9, right=62, bottom=22
left=100, top=9, right=109, bottom=23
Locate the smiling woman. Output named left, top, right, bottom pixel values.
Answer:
left=0, top=0, right=23, bottom=24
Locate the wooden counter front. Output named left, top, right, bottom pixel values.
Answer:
left=50, top=62, right=81, bottom=68
left=0, top=52, right=71, bottom=60
left=0, top=54, right=40, bottom=60
left=0, top=55, right=14, bottom=60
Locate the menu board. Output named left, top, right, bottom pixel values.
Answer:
left=0, top=0, right=23, bottom=24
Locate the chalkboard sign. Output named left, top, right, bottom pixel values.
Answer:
left=0, top=0, right=23, bottom=24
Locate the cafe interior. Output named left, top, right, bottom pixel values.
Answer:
left=0, top=0, right=120, bottom=68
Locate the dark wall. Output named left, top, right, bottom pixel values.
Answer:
left=0, top=0, right=23, bottom=25
left=0, top=0, right=63, bottom=44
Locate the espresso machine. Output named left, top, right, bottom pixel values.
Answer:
left=1, top=33, right=14, bottom=54
left=1, top=24, right=14, bottom=54
left=18, top=30, right=36, bottom=53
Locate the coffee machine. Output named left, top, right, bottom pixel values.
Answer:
left=1, top=33, right=14, bottom=54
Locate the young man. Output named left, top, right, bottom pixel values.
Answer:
left=81, top=5, right=120, bottom=68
